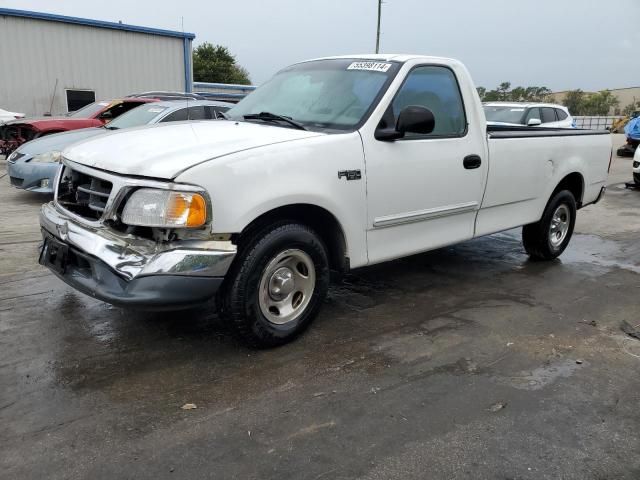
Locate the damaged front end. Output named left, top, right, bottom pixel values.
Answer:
left=38, top=159, right=236, bottom=309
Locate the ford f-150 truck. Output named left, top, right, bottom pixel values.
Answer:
left=39, top=54, right=612, bottom=347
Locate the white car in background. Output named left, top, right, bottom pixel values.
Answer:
left=633, top=145, right=640, bottom=185
left=0, top=107, right=25, bottom=124
left=484, top=102, right=575, bottom=128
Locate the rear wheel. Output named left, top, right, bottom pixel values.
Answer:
left=522, top=190, right=576, bottom=261
left=218, top=222, right=330, bottom=348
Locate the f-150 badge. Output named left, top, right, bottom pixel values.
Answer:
left=338, top=170, right=362, bottom=181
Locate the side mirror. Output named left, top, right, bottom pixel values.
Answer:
left=375, top=106, right=435, bottom=141
left=527, top=118, right=542, bottom=126
left=99, top=111, right=113, bottom=121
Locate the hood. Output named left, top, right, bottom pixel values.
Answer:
left=15, top=128, right=105, bottom=159
left=63, top=120, right=325, bottom=179
left=2, top=117, right=101, bottom=132
left=4, top=116, right=70, bottom=125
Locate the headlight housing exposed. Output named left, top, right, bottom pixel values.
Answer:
left=122, top=189, right=207, bottom=228
left=31, top=151, right=62, bottom=163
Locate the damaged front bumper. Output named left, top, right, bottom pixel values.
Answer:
left=39, top=202, right=236, bottom=309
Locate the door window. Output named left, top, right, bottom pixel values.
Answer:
left=524, top=108, right=541, bottom=123
left=555, top=109, right=568, bottom=120
left=100, top=101, right=146, bottom=121
left=185, top=106, right=206, bottom=120
left=160, top=108, right=189, bottom=122
left=207, top=105, right=229, bottom=119
left=541, top=107, right=557, bottom=123
left=391, top=66, right=466, bottom=137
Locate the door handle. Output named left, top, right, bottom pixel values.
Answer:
left=463, top=154, right=482, bottom=169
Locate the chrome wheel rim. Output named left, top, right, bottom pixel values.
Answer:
left=549, top=204, right=570, bottom=248
left=258, top=249, right=316, bottom=325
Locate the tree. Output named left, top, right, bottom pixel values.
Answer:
left=622, top=99, right=640, bottom=116
left=192, top=43, right=251, bottom=85
left=510, top=86, right=526, bottom=101
left=496, top=82, right=511, bottom=101
left=476, top=82, right=553, bottom=103
left=481, top=89, right=501, bottom=102
left=582, top=90, right=619, bottom=116
left=562, top=90, right=586, bottom=115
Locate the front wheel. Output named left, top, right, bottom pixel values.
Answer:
left=218, top=222, right=330, bottom=348
left=522, top=190, right=577, bottom=261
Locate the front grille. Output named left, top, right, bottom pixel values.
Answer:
left=633, top=161, right=639, bottom=168
left=9, top=176, right=23, bottom=187
left=56, top=166, right=113, bottom=221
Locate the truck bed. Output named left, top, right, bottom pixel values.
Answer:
left=474, top=125, right=612, bottom=238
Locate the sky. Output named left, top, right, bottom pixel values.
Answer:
left=1, top=0, right=639, bottom=91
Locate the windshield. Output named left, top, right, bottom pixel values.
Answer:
left=483, top=106, right=526, bottom=124
left=227, top=59, right=399, bottom=130
left=68, top=101, right=110, bottom=118
left=107, top=104, right=169, bottom=129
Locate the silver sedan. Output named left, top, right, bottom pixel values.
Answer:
left=7, top=99, right=231, bottom=193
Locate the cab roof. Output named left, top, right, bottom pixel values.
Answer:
left=304, top=53, right=462, bottom=65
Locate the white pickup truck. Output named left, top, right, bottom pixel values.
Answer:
left=39, top=54, right=612, bottom=347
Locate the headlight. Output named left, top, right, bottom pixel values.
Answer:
left=7, top=150, right=19, bottom=162
left=31, top=151, right=62, bottom=163
left=122, top=189, right=207, bottom=228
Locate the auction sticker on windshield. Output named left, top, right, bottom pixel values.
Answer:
left=347, top=62, right=392, bottom=72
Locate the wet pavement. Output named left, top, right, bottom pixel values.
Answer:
left=1, top=146, right=640, bottom=479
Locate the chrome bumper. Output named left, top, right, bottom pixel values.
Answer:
left=39, top=202, right=236, bottom=281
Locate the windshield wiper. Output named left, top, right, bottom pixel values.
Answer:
left=243, top=112, right=306, bottom=130
left=104, top=125, right=119, bottom=130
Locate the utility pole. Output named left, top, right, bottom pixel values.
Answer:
left=375, top=0, right=382, bottom=53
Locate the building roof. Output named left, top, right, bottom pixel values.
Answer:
left=0, top=7, right=195, bottom=39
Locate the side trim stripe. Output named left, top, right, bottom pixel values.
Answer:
left=373, top=201, right=478, bottom=228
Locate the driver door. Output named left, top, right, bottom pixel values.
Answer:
left=363, top=65, right=487, bottom=264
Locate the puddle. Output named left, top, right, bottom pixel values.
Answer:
left=493, top=359, right=581, bottom=391
left=560, top=234, right=640, bottom=275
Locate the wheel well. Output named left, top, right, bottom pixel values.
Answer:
left=237, top=204, right=349, bottom=273
left=553, top=173, right=584, bottom=208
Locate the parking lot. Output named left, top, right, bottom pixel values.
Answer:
left=1, top=139, right=639, bottom=479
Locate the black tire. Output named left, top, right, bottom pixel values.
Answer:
left=217, top=222, right=330, bottom=348
left=522, top=190, right=577, bottom=261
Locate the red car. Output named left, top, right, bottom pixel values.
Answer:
left=0, top=98, right=157, bottom=155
